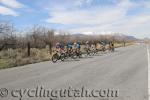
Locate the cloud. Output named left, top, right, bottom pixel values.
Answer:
left=46, top=0, right=131, bottom=25
left=144, top=1, right=150, bottom=8
left=75, top=0, right=93, bottom=6
left=45, top=0, right=150, bottom=38
left=0, top=0, right=24, bottom=8
left=71, top=14, right=150, bottom=38
left=46, top=0, right=133, bottom=26
left=117, top=14, right=150, bottom=38
left=0, top=5, right=18, bottom=16
left=0, top=0, right=25, bottom=16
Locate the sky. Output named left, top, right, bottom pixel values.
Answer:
left=0, top=0, right=150, bottom=38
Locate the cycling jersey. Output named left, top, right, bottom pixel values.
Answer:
left=77, top=43, right=80, bottom=49
left=67, top=43, right=72, bottom=49
left=72, top=44, right=78, bottom=49
left=55, top=43, right=60, bottom=49
left=60, top=44, right=64, bottom=49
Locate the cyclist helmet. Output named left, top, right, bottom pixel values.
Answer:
left=86, top=41, right=89, bottom=44
left=74, top=42, right=77, bottom=45
left=56, top=42, right=60, bottom=45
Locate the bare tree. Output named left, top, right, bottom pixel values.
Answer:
left=43, top=30, right=55, bottom=55
left=0, top=21, right=16, bottom=51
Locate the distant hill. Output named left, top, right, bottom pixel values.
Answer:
left=125, top=36, right=137, bottom=40
left=115, top=35, right=137, bottom=41
left=72, top=33, right=137, bottom=41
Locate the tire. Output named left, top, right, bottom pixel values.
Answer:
left=102, top=47, right=106, bottom=52
left=78, top=52, right=82, bottom=58
left=64, top=54, right=68, bottom=59
left=112, top=48, right=115, bottom=52
left=52, top=53, right=58, bottom=63
left=91, top=50, right=95, bottom=56
left=87, top=50, right=92, bottom=56
left=71, top=52, right=77, bottom=59
left=60, top=53, right=65, bottom=61
left=94, top=50, right=98, bottom=54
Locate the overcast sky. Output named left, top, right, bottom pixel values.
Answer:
left=0, top=0, right=150, bottom=38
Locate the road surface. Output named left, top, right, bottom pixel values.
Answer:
left=0, top=44, right=148, bottom=100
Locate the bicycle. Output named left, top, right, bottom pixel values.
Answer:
left=84, top=47, right=92, bottom=56
left=64, top=49, right=78, bottom=59
left=51, top=51, right=65, bottom=63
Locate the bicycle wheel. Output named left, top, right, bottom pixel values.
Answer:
left=78, top=51, right=82, bottom=58
left=91, top=50, right=95, bottom=56
left=60, top=53, right=65, bottom=61
left=52, top=53, right=59, bottom=63
left=71, top=52, right=77, bottom=59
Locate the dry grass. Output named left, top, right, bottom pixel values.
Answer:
left=114, top=42, right=134, bottom=48
left=0, top=48, right=51, bottom=69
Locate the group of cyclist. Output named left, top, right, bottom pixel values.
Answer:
left=52, top=41, right=115, bottom=62
left=54, top=41, right=114, bottom=55
left=55, top=42, right=81, bottom=53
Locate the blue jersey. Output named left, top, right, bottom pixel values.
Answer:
left=77, top=44, right=80, bottom=49
left=60, top=44, right=64, bottom=49
left=67, top=43, right=72, bottom=49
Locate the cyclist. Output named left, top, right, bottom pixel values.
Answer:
left=55, top=42, right=61, bottom=51
left=91, top=43, right=95, bottom=50
left=66, top=42, right=72, bottom=53
left=55, top=42, right=64, bottom=54
left=77, top=42, right=81, bottom=50
left=84, top=41, right=91, bottom=55
left=111, top=42, right=115, bottom=52
left=101, top=41, right=106, bottom=52
left=108, top=41, right=111, bottom=51
left=85, top=41, right=90, bottom=49
left=72, top=42, right=78, bottom=50
left=109, top=41, right=114, bottom=52
left=60, top=43, right=65, bottom=52
left=76, top=42, right=82, bottom=57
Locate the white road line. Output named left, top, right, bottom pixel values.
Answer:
left=147, top=45, right=150, bottom=99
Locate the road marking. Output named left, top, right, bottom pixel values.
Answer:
left=147, top=45, right=150, bottom=99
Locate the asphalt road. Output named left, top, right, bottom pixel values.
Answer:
left=0, top=44, right=148, bottom=100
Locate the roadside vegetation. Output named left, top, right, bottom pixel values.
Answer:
left=0, top=21, right=136, bottom=69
